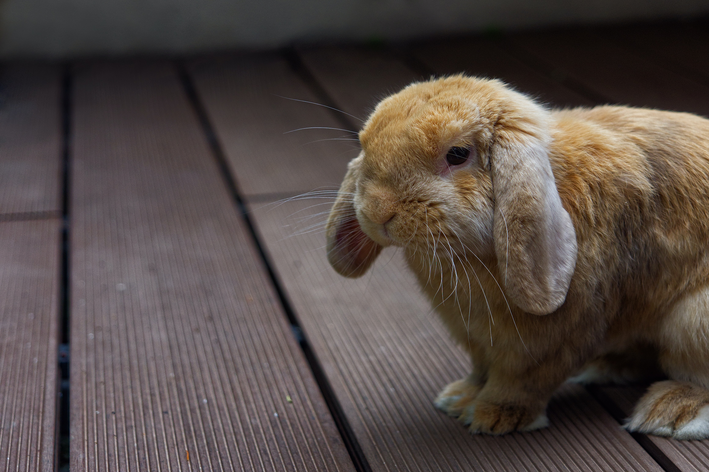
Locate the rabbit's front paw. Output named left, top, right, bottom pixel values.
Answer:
left=434, top=376, right=482, bottom=418
left=467, top=400, right=549, bottom=435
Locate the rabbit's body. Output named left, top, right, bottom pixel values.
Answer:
left=326, top=75, right=709, bottom=439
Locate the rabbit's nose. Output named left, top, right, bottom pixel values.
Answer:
left=368, top=209, right=396, bottom=226
left=362, top=187, right=397, bottom=226
left=363, top=208, right=397, bottom=227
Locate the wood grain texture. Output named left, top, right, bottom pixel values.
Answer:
left=189, top=54, right=356, bottom=198
left=70, top=60, right=354, bottom=471
left=410, top=36, right=594, bottom=108
left=0, top=64, right=62, bottom=216
left=0, top=219, right=60, bottom=472
left=298, top=46, right=425, bottom=122
left=599, top=386, right=709, bottom=472
left=248, top=197, right=663, bottom=471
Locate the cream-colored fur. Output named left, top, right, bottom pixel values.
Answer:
left=325, top=75, right=709, bottom=438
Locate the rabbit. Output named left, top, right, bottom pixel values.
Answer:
left=325, top=74, right=709, bottom=439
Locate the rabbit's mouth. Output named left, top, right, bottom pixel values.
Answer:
left=381, top=220, right=394, bottom=241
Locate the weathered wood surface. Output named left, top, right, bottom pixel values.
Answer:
left=0, top=219, right=60, bottom=472
left=189, top=55, right=354, bottom=198
left=298, top=46, right=424, bottom=123
left=69, top=60, right=354, bottom=471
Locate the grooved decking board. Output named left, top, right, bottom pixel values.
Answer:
left=70, top=61, right=354, bottom=471
left=0, top=64, right=62, bottom=216
left=247, top=198, right=662, bottom=471
left=297, top=46, right=425, bottom=123
left=598, top=386, right=709, bottom=472
left=188, top=55, right=354, bottom=198
left=409, top=37, right=594, bottom=108
left=509, top=28, right=709, bottom=116
left=0, top=219, right=60, bottom=471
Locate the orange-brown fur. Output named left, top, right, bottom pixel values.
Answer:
left=325, top=75, right=709, bottom=438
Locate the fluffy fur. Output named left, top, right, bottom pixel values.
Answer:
left=325, top=75, right=709, bottom=438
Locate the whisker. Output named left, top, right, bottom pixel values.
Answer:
left=286, top=203, right=340, bottom=218
left=441, top=232, right=463, bottom=321
left=404, top=219, right=420, bottom=246
left=328, top=235, right=370, bottom=272
left=285, top=126, right=360, bottom=135
left=500, top=209, right=510, bottom=285
left=260, top=189, right=347, bottom=213
left=276, top=95, right=364, bottom=124
left=447, top=239, right=474, bottom=338
left=303, top=137, right=362, bottom=145
left=459, top=240, right=538, bottom=365
left=286, top=210, right=337, bottom=226
left=451, top=238, right=494, bottom=346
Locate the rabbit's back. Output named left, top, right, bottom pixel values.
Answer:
left=549, top=106, right=709, bottom=338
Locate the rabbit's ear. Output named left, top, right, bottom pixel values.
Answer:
left=491, top=127, right=577, bottom=315
left=326, top=156, right=383, bottom=277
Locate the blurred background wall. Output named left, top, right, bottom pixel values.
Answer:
left=1, top=0, right=708, bottom=58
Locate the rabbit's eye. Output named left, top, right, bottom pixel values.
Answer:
left=446, top=146, right=470, bottom=166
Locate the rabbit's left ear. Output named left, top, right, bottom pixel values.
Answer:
left=326, top=155, right=383, bottom=278
left=491, top=123, right=577, bottom=315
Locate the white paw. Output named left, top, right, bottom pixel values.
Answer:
left=434, top=377, right=481, bottom=418
left=625, top=405, right=709, bottom=439
left=521, top=413, right=549, bottom=431
left=625, top=380, right=709, bottom=440
left=434, top=393, right=463, bottom=415
left=671, top=406, right=709, bottom=440
left=458, top=404, right=476, bottom=425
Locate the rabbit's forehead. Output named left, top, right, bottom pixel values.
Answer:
left=360, top=101, right=479, bottom=163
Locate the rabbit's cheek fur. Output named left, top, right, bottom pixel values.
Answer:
left=447, top=170, right=495, bottom=253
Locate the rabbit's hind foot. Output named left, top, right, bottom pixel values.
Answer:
left=626, top=380, right=709, bottom=440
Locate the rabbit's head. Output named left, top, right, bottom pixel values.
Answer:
left=326, top=75, right=577, bottom=315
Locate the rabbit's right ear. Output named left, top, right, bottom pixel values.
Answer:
left=326, top=156, right=383, bottom=278
left=491, top=114, right=577, bottom=316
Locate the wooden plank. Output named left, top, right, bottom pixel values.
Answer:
left=509, top=28, right=709, bottom=116
left=0, top=64, right=62, bottom=216
left=298, top=46, right=425, bottom=122
left=0, top=219, right=60, bottom=471
left=410, top=36, right=594, bottom=108
left=189, top=54, right=354, bottom=198
left=248, top=197, right=662, bottom=471
left=598, top=386, right=709, bottom=472
left=70, top=60, right=354, bottom=471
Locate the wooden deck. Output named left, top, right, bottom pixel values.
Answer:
left=2, top=19, right=709, bottom=471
